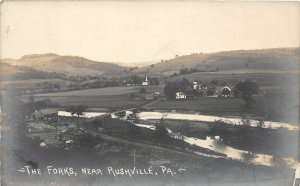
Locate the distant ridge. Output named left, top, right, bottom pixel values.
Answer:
left=1, top=53, right=128, bottom=75
left=136, top=47, right=300, bottom=73
left=1, top=48, right=299, bottom=75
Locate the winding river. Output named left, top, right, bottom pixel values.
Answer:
left=58, top=110, right=299, bottom=168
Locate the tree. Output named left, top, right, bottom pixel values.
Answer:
left=149, top=77, right=160, bottom=85
left=154, top=118, right=168, bottom=142
left=164, top=78, right=191, bottom=99
left=69, top=105, right=87, bottom=130
left=179, top=68, right=188, bottom=75
left=128, top=75, right=143, bottom=85
left=234, top=80, right=259, bottom=108
left=207, top=85, right=216, bottom=96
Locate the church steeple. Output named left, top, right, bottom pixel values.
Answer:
left=141, top=74, right=149, bottom=86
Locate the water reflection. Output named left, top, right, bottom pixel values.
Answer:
left=58, top=110, right=298, bottom=168
left=138, top=111, right=299, bottom=130
left=169, top=129, right=298, bottom=168
left=134, top=124, right=297, bottom=168
left=184, top=135, right=275, bottom=167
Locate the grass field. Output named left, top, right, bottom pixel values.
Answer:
left=2, top=78, right=71, bottom=89
left=151, top=97, right=245, bottom=114
left=168, top=71, right=299, bottom=93
left=32, top=86, right=149, bottom=109
left=34, top=86, right=139, bottom=96
left=151, top=94, right=299, bottom=124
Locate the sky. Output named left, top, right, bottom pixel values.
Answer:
left=0, top=1, right=299, bottom=64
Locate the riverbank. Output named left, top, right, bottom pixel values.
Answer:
left=161, top=119, right=299, bottom=161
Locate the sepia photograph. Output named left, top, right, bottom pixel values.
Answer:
left=0, top=1, right=299, bottom=185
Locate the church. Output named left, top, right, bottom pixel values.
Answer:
left=141, top=74, right=149, bottom=86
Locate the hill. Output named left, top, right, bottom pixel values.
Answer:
left=0, top=62, right=20, bottom=77
left=1, top=53, right=128, bottom=75
left=138, top=48, right=300, bottom=73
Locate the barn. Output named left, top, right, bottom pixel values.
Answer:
left=221, top=86, right=231, bottom=97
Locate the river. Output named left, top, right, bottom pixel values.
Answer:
left=58, top=110, right=299, bottom=168
left=138, top=111, right=299, bottom=130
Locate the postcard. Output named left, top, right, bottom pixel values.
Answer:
left=0, top=1, right=299, bottom=185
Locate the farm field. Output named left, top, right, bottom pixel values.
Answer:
left=34, top=86, right=141, bottom=97
left=31, top=86, right=149, bottom=109
left=169, top=71, right=299, bottom=93
left=2, top=78, right=71, bottom=88
left=38, top=95, right=147, bottom=109
left=151, top=97, right=245, bottom=115
left=151, top=94, right=298, bottom=124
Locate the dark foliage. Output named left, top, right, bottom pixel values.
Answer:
left=164, top=78, right=191, bottom=99
left=234, top=79, right=259, bottom=108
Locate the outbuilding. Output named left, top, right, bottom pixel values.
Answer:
left=221, top=86, right=231, bottom=97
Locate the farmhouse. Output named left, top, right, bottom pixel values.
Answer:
left=220, top=86, right=231, bottom=97
left=192, top=82, right=208, bottom=91
left=152, top=92, right=160, bottom=99
left=31, top=108, right=58, bottom=122
left=175, top=92, right=186, bottom=99
left=141, top=74, right=149, bottom=86
left=192, top=82, right=199, bottom=89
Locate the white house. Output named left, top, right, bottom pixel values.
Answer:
left=193, top=82, right=198, bottom=89
left=175, top=92, right=186, bottom=99
left=141, top=74, right=149, bottom=86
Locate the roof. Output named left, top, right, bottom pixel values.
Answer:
left=221, top=86, right=231, bottom=92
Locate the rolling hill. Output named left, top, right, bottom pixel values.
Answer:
left=1, top=53, right=128, bottom=75
left=138, top=48, right=300, bottom=73
left=0, top=62, right=20, bottom=77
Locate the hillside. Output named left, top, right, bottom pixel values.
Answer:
left=138, top=48, right=300, bottom=73
left=1, top=53, right=128, bottom=75
left=0, top=62, right=20, bottom=77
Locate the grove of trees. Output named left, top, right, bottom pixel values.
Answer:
left=164, top=78, right=191, bottom=99
left=234, top=80, right=259, bottom=108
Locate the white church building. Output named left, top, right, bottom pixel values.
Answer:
left=141, top=74, right=149, bottom=86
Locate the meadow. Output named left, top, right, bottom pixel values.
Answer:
left=168, top=71, right=299, bottom=93
left=31, top=86, right=147, bottom=109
